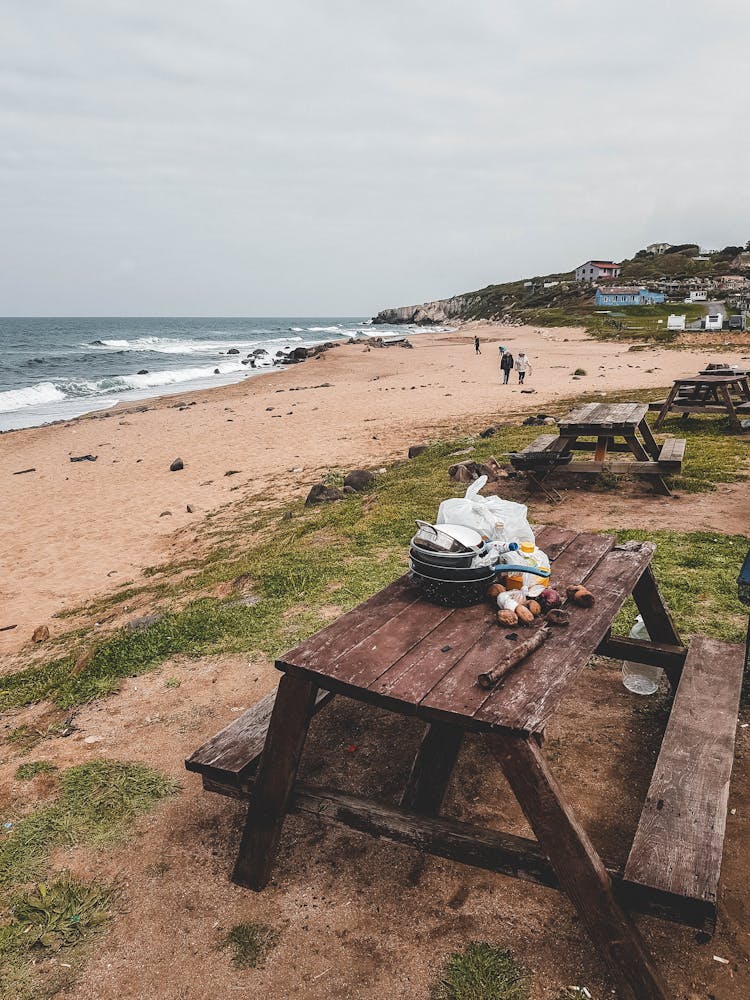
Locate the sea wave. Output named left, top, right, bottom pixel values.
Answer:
left=86, top=335, right=308, bottom=354
left=0, top=360, right=270, bottom=413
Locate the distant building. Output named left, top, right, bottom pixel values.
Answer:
left=594, top=287, right=666, bottom=307
left=719, top=275, right=748, bottom=289
left=646, top=242, right=672, bottom=255
left=689, top=290, right=708, bottom=302
left=575, top=260, right=621, bottom=283
left=667, top=314, right=686, bottom=331
left=543, top=280, right=559, bottom=289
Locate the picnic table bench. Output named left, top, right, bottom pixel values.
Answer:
left=186, top=527, right=744, bottom=1000
left=649, top=373, right=750, bottom=431
left=510, top=402, right=685, bottom=496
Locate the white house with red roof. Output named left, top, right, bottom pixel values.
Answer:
left=574, top=260, right=621, bottom=283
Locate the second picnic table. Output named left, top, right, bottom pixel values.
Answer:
left=650, top=373, right=750, bottom=431
left=513, top=401, right=684, bottom=496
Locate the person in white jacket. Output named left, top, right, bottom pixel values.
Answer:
left=514, top=351, right=532, bottom=384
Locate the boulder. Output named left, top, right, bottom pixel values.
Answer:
left=479, top=426, right=496, bottom=438
left=305, top=483, right=345, bottom=506
left=137, top=369, right=149, bottom=375
left=32, top=625, right=50, bottom=643
left=227, top=348, right=240, bottom=355
left=169, top=458, right=184, bottom=471
left=343, top=469, right=375, bottom=492
left=408, top=445, right=428, bottom=459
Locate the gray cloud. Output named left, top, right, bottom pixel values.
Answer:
left=1, top=0, right=748, bottom=315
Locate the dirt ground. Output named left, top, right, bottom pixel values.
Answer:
left=2, top=485, right=749, bottom=1000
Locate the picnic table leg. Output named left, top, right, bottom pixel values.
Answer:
left=594, top=435, right=609, bottom=463
left=632, top=564, right=683, bottom=687
left=401, top=721, right=464, bottom=814
left=638, top=418, right=661, bottom=460
left=232, top=673, right=319, bottom=890
left=625, top=434, right=671, bottom=496
left=718, top=383, right=742, bottom=431
left=492, top=731, right=670, bottom=1000
left=654, top=385, right=679, bottom=429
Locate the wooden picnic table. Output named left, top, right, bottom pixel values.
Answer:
left=187, top=526, right=744, bottom=1000
left=512, top=402, right=684, bottom=496
left=651, top=373, right=750, bottom=431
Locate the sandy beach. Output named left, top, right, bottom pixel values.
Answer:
left=2, top=321, right=748, bottom=659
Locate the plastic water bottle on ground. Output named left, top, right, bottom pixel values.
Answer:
left=621, top=615, right=664, bottom=695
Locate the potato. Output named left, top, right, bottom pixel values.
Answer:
left=566, top=585, right=595, bottom=608
left=516, top=605, right=535, bottom=626
left=497, top=609, right=518, bottom=627
left=487, top=582, right=506, bottom=599
left=525, top=599, right=542, bottom=617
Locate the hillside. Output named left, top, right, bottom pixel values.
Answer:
left=372, top=242, right=750, bottom=328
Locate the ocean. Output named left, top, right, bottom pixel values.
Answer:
left=0, top=317, right=447, bottom=431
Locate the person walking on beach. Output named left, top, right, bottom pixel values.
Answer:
left=474, top=335, right=481, bottom=355
left=500, top=349, right=514, bottom=384
left=515, top=351, right=532, bottom=384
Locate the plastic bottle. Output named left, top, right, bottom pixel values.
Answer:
left=621, top=616, right=664, bottom=695
left=517, top=541, right=551, bottom=589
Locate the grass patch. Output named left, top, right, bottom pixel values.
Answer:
left=218, top=921, right=279, bottom=969
left=0, top=760, right=176, bottom=999
left=15, top=761, right=58, bottom=782
left=612, top=529, right=748, bottom=643
left=0, top=759, right=178, bottom=889
left=431, top=942, right=530, bottom=1000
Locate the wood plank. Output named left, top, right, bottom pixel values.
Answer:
left=559, top=401, right=601, bottom=425
left=232, top=674, right=319, bottom=889
left=185, top=688, right=334, bottom=788
left=632, top=565, right=682, bottom=649
left=657, top=438, right=686, bottom=465
left=560, top=460, right=670, bottom=475
left=202, top=777, right=714, bottom=930
left=519, top=434, right=557, bottom=454
left=492, top=731, right=670, bottom=1000
left=473, top=541, right=656, bottom=732
left=596, top=634, right=687, bottom=680
left=624, top=636, right=745, bottom=908
left=420, top=533, right=617, bottom=731
left=278, top=575, right=422, bottom=670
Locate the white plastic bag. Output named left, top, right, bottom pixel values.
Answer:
left=436, top=476, right=534, bottom=543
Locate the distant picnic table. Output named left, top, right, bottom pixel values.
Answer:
left=511, top=401, right=684, bottom=496
left=186, top=526, right=745, bottom=1000
left=650, top=373, right=750, bottom=431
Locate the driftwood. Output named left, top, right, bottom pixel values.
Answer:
left=477, top=626, right=551, bottom=689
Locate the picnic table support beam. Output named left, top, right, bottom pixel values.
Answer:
left=655, top=385, right=680, bottom=429
left=625, top=434, right=671, bottom=496
left=401, top=722, right=464, bottom=815
left=491, top=730, right=670, bottom=1000
left=231, top=673, right=318, bottom=890
left=718, top=383, right=742, bottom=431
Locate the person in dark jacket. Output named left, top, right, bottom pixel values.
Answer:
left=500, top=350, right=514, bottom=384
left=474, top=335, right=481, bottom=354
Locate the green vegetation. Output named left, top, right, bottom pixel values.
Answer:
left=573, top=368, right=587, bottom=376
left=1, top=759, right=178, bottom=888
left=0, top=759, right=177, bottom=999
left=218, top=921, right=279, bottom=969
left=431, top=942, right=530, bottom=1000
left=15, top=760, right=58, bottom=781
left=0, top=399, right=746, bottom=714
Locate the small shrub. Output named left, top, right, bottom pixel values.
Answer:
left=4, top=877, right=113, bottom=951
left=431, top=942, right=530, bottom=1000
left=15, top=761, right=58, bottom=781
left=218, top=921, right=279, bottom=969
left=573, top=368, right=587, bottom=376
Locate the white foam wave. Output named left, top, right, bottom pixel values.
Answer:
left=86, top=335, right=305, bottom=355
left=0, top=381, right=68, bottom=412
left=0, top=361, right=273, bottom=413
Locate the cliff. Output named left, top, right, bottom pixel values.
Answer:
left=372, top=294, right=483, bottom=326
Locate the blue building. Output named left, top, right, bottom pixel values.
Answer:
left=594, top=286, right=666, bottom=307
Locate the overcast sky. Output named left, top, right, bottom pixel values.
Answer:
left=1, top=1, right=748, bottom=316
